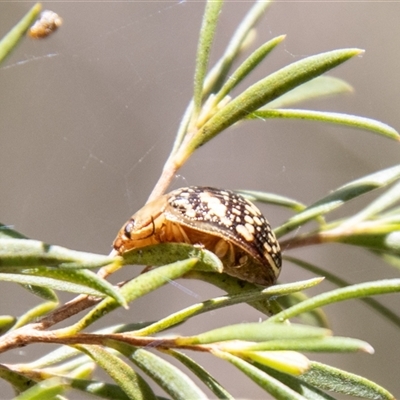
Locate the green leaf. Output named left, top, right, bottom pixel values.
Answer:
left=134, top=278, right=322, bottom=336
left=330, top=229, right=400, bottom=254
left=46, top=359, right=95, bottom=380
left=19, top=284, right=58, bottom=302
left=23, top=324, right=154, bottom=371
left=253, top=363, right=337, bottom=400
left=302, top=361, right=395, bottom=399
left=203, top=0, right=273, bottom=97
left=337, top=180, right=400, bottom=229
left=177, top=323, right=330, bottom=345
left=238, top=350, right=310, bottom=376
left=277, top=291, right=330, bottom=328
left=0, top=224, right=27, bottom=239
left=0, top=364, right=36, bottom=394
left=63, top=258, right=198, bottom=334
left=178, top=48, right=363, bottom=161
left=0, top=315, right=15, bottom=334
left=192, top=0, right=224, bottom=118
left=285, top=256, right=400, bottom=330
left=237, top=190, right=306, bottom=212
left=13, top=377, right=65, bottom=400
left=230, top=336, right=373, bottom=354
left=25, top=346, right=90, bottom=370
left=112, top=342, right=209, bottom=400
left=0, top=267, right=126, bottom=307
left=69, top=378, right=131, bottom=400
left=120, top=242, right=223, bottom=273
left=12, top=301, right=58, bottom=330
left=216, top=351, right=308, bottom=400
left=76, top=344, right=157, bottom=400
left=249, top=109, right=399, bottom=141
left=268, top=279, right=400, bottom=323
left=213, top=35, right=285, bottom=104
left=0, top=272, right=101, bottom=297
left=265, top=76, right=353, bottom=108
left=166, top=349, right=234, bottom=399
left=275, top=164, right=400, bottom=238
left=0, top=238, right=116, bottom=269
left=376, top=251, right=400, bottom=271
left=186, top=270, right=280, bottom=315
left=0, top=3, right=41, bottom=65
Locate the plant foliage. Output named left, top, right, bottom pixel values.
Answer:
left=0, top=2, right=399, bottom=399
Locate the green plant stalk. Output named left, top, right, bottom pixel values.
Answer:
left=266, top=75, right=353, bottom=109
left=0, top=3, right=41, bottom=65
left=339, top=180, right=400, bottom=230
left=285, top=256, right=400, bottom=329
left=56, top=258, right=198, bottom=336
left=302, top=361, right=395, bottom=399
left=112, top=342, right=210, bottom=400
left=1, top=2, right=399, bottom=398
left=170, top=0, right=272, bottom=158
left=203, top=0, right=273, bottom=98
left=191, top=0, right=224, bottom=121
left=224, top=337, right=373, bottom=353
left=249, top=109, right=399, bottom=141
left=280, top=219, right=400, bottom=252
left=164, top=349, right=234, bottom=399
left=275, top=164, right=400, bottom=238
left=212, top=35, right=286, bottom=106
left=175, top=48, right=363, bottom=166
left=0, top=238, right=117, bottom=269
left=268, top=279, right=400, bottom=323
left=75, top=344, right=157, bottom=400
left=214, top=351, right=307, bottom=399
left=13, top=377, right=66, bottom=400
left=11, top=301, right=58, bottom=331
left=176, top=323, right=330, bottom=346
left=133, top=278, right=322, bottom=336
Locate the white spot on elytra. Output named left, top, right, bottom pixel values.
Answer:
left=221, top=217, right=233, bottom=227
left=245, top=202, right=261, bottom=216
left=231, top=207, right=241, bottom=215
left=185, top=208, right=197, bottom=218
left=244, top=215, right=254, bottom=224
left=245, top=223, right=255, bottom=234
left=211, top=203, right=227, bottom=217
left=253, top=216, right=262, bottom=226
left=235, top=224, right=254, bottom=242
left=264, top=242, right=272, bottom=252
left=172, top=199, right=190, bottom=208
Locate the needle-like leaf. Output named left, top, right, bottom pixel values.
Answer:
left=0, top=3, right=41, bottom=65
left=249, top=109, right=399, bottom=141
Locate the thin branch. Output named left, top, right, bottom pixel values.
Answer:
left=0, top=329, right=211, bottom=354
left=279, top=233, right=324, bottom=251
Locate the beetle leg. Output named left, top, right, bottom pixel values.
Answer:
left=214, top=239, right=228, bottom=258
left=171, top=222, right=191, bottom=244
left=215, top=239, right=236, bottom=267
left=227, top=241, right=236, bottom=266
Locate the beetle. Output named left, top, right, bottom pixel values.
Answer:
left=113, top=186, right=281, bottom=286
left=28, top=10, right=62, bottom=39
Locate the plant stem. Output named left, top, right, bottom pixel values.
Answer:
left=279, top=233, right=324, bottom=251
left=146, top=155, right=180, bottom=203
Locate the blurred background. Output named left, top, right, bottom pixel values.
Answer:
left=0, top=1, right=399, bottom=398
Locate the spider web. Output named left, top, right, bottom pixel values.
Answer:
left=0, top=1, right=282, bottom=254
left=0, top=2, right=198, bottom=249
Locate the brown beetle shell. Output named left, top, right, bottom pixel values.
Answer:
left=113, top=186, right=281, bottom=286
left=28, top=11, right=62, bottom=39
